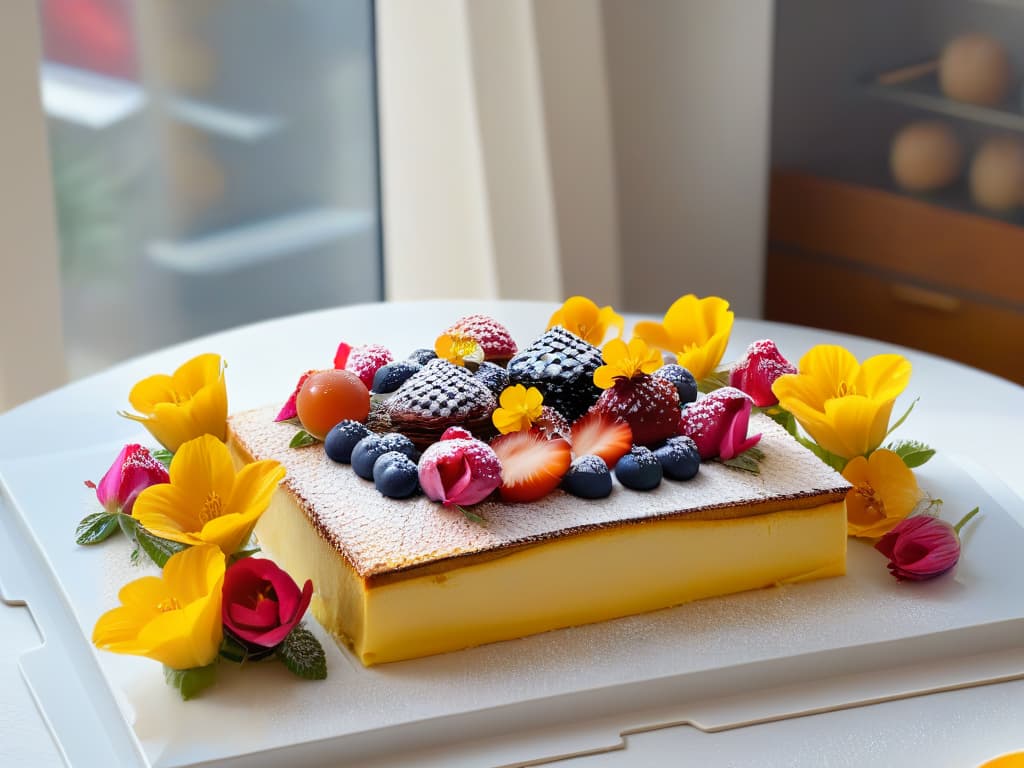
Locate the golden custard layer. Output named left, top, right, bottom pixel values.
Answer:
left=229, top=405, right=850, bottom=666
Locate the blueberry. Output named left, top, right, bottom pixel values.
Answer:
left=407, top=348, right=437, bottom=365
left=614, top=446, right=663, bottom=491
left=653, top=436, right=701, bottom=481
left=654, top=364, right=698, bottom=406
left=372, top=452, right=420, bottom=498
left=324, top=420, right=371, bottom=463
left=350, top=432, right=412, bottom=479
left=562, top=455, right=612, bottom=499
left=473, top=361, right=509, bottom=397
left=372, top=361, right=421, bottom=394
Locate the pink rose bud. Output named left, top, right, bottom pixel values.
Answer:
left=87, top=444, right=169, bottom=516
left=418, top=438, right=502, bottom=507
left=729, top=339, right=796, bottom=407
left=874, top=508, right=979, bottom=581
left=678, top=387, right=762, bottom=461
left=222, top=557, right=313, bottom=652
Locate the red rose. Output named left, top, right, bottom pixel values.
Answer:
left=222, top=557, right=313, bottom=650
left=729, top=339, right=796, bottom=407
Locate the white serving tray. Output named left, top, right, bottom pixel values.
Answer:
left=1, top=443, right=1022, bottom=768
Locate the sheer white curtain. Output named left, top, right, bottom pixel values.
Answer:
left=0, top=2, right=66, bottom=411
left=376, top=0, right=622, bottom=306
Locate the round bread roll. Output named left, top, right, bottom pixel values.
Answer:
left=890, top=121, right=963, bottom=192
left=939, top=33, right=1012, bottom=107
left=970, top=136, right=1024, bottom=212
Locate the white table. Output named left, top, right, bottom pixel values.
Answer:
left=2, top=300, right=1022, bottom=767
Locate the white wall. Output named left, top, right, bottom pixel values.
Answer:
left=602, top=0, right=773, bottom=318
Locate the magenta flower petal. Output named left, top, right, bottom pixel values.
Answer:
left=275, top=371, right=313, bottom=422
left=93, top=444, right=169, bottom=515
left=729, top=339, right=797, bottom=407
left=418, top=438, right=502, bottom=507
left=874, top=515, right=963, bottom=581
left=679, top=387, right=758, bottom=461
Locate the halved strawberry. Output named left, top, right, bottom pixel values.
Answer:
left=490, top=430, right=572, bottom=503
left=569, top=411, right=633, bottom=466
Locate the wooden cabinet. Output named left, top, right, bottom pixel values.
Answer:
left=765, top=171, right=1024, bottom=384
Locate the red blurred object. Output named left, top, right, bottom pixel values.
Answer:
left=41, top=0, right=137, bottom=79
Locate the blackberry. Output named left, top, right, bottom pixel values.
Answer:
left=506, top=326, right=603, bottom=421
left=473, top=361, right=509, bottom=397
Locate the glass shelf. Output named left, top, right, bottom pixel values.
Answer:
left=865, top=70, right=1024, bottom=133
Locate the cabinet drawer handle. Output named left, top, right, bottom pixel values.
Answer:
left=890, top=284, right=961, bottom=312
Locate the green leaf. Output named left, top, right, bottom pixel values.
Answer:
left=219, top=633, right=251, bottom=664
left=698, top=368, right=731, bottom=394
left=721, top=453, right=760, bottom=474
left=118, top=513, right=139, bottom=538
left=884, top=439, right=936, bottom=469
left=163, top=664, right=217, bottom=700
left=229, top=545, right=262, bottom=564
left=151, top=448, right=174, bottom=468
left=277, top=624, right=327, bottom=680
left=136, top=527, right=189, bottom=568
left=75, top=512, right=120, bottom=545
left=766, top=407, right=799, bottom=438
left=289, top=429, right=318, bottom=448
left=455, top=504, right=486, bottom=524
left=793, top=435, right=847, bottom=472
left=720, top=445, right=766, bottom=474
left=884, top=397, right=920, bottom=439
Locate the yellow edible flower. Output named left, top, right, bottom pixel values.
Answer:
left=92, top=544, right=225, bottom=670
left=632, top=295, right=733, bottom=382
left=772, top=345, right=912, bottom=460
left=842, top=449, right=922, bottom=538
left=547, top=296, right=624, bottom=347
left=594, top=337, right=663, bottom=389
left=134, top=434, right=285, bottom=556
left=120, top=353, right=228, bottom=452
left=434, top=332, right=485, bottom=367
left=492, top=384, right=545, bottom=434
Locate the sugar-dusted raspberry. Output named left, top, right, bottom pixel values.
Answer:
left=336, top=343, right=394, bottom=389
left=444, top=314, right=518, bottom=362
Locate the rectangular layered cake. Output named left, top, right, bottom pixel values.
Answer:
left=229, top=404, right=850, bottom=666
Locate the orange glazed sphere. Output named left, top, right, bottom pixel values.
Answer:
left=939, top=33, right=1012, bottom=107
left=295, top=369, right=371, bottom=440
left=890, top=121, right=963, bottom=192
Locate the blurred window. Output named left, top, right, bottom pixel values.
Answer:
left=38, top=0, right=382, bottom=378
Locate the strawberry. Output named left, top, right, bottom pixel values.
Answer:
left=335, top=342, right=393, bottom=389
left=490, top=429, right=572, bottom=503
left=444, top=314, right=518, bottom=362
left=568, top=411, right=633, bottom=466
left=591, top=374, right=680, bottom=447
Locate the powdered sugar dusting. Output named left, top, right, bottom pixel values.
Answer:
left=230, top=404, right=850, bottom=578
left=445, top=314, right=518, bottom=360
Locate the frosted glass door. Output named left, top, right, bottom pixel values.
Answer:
left=38, top=0, right=382, bottom=378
